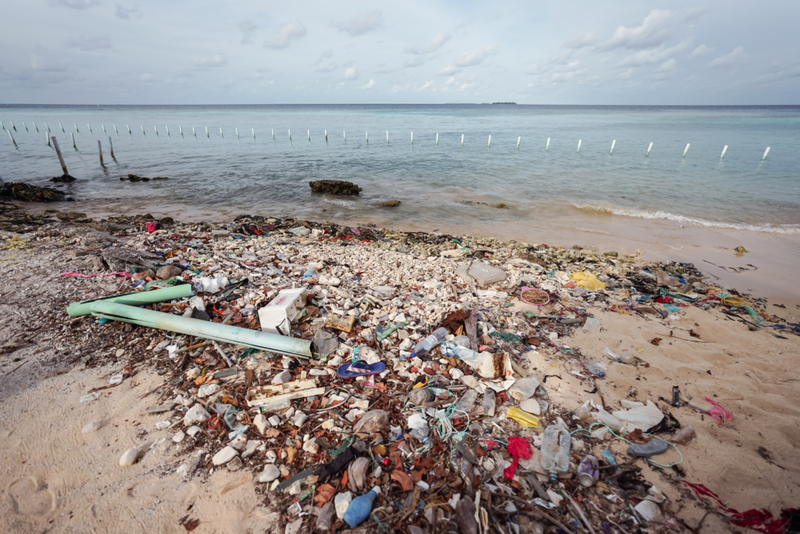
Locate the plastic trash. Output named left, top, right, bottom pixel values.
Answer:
left=302, top=266, right=317, bottom=280
left=407, top=413, right=429, bottom=441
left=603, top=347, right=635, bottom=364
left=343, top=486, right=380, bottom=528
left=540, top=424, right=571, bottom=482
left=413, top=327, right=448, bottom=356
left=482, top=388, right=496, bottom=416
left=594, top=407, right=622, bottom=431
left=583, top=358, right=606, bottom=377
left=582, top=317, right=601, bottom=332
left=628, top=439, right=669, bottom=457
left=506, top=407, right=540, bottom=428
left=508, top=376, right=541, bottom=401
left=672, top=425, right=696, bottom=444
left=612, top=400, right=664, bottom=431
left=454, top=389, right=478, bottom=415
left=577, top=455, right=599, bottom=487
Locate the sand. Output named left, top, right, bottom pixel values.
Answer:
left=0, top=211, right=798, bottom=533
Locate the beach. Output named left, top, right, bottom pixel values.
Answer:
left=0, top=200, right=798, bottom=533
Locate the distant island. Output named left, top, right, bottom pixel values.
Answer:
left=492, top=102, right=517, bottom=105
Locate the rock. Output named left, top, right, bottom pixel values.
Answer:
left=254, top=414, right=269, bottom=435
left=309, top=180, right=362, bottom=196
left=408, top=388, right=435, bottom=405
left=1, top=182, right=66, bottom=202
left=519, top=399, right=542, bottom=415
left=268, top=415, right=281, bottom=427
left=292, top=412, right=308, bottom=427
left=242, top=440, right=261, bottom=459
left=230, top=434, right=248, bottom=451
left=259, top=464, right=281, bottom=483
left=183, top=405, right=211, bottom=426
left=119, top=447, right=139, bottom=466
left=353, top=410, right=389, bottom=434
left=285, top=518, right=303, bottom=534
left=455, top=496, right=479, bottom=534
left=212, top=446, right=238, bottom=466
left=156, top=264, right=182, bottom=280
left=456, top=262, right=507, bottom=287
left=132, top=269, right=155, bottom=281
left=303, top=438, right=320, bottom=454
left=172, top=430, right=186, bottom=443
left=379, top=200, right=401, bottom=207
left=82, top=422, right=101, bottom=434
left=265, top=450, right=277, bottom=463
left=334, top=491, right=353, bottom=519
left=272, top=370, right=292, bottom=384
left=492, top=203, right=509, bottom=209
left=197, top=383, right=220, bottom=398
left=186, top=425, right=203, bottom=437
left=603, top=251, right=619, bottom=257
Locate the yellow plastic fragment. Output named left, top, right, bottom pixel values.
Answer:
left=506, top=407, right=540, bottom=428
left=570, top=272, right=607, bottom=291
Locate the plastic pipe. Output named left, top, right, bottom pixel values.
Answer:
left=67, top=284, right=194, bottom=317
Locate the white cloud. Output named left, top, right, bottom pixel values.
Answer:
left=405, top=32, right=451, bottom=55
left=361, top=79, right=375, bottom=90
left=417, top=81, right=432, bottom=91
left=315, top=50, right=333, bottom=65
left=618, top=40, right=689, bottom=67
left=343, top=67, right=359, bottom=80
left=52, top=0, right=100, bottom=9
left=114, top=3, right=137, bottom=19
left=656, top=58, right=676, bottom=72
left=265, top=18, right=306, bottom=50
left=332, top=11, right=382, bottom=37
left=65, top=36, right=111, bottom=51
left=605, top=9, right=702, bottom=50
left=708, top=47, right=746, bottom=68
left=690, top=44, right=713, bottom=57
left=316, top=62, right=338, bottom=73
left=454, top=44, right=498, bottom=67
left=564, top=32, right=597, bottom=50
left=192, top=54, right=226, bottom=68
left=404, top=55, right=426, bottom=68
left=30, top=54, right=67, bottom=72
left=445, top=76, right=456, bottom=85
left=438, top=65, right=460, bottom=76
left=239, top=20, right=257, bottom=45
left=139, top=72, right=160, bottom=82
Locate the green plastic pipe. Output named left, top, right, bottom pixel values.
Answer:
left=67, top=284, right=194, bottom=317
left=89, top=301, right=312, bottom=359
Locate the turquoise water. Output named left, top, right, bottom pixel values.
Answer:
left=1, top=105, right=799, bottom=234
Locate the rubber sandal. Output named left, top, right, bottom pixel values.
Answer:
left=336, top=360, right=386, bottom=378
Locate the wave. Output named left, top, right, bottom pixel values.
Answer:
left=320, top=197, right=365, bottom=209
left=571, top=203, right=800, bottom=235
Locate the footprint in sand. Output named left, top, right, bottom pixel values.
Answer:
left=6, top=477, right=57, bottom=516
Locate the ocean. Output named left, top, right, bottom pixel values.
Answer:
left=1, top=104, right=799, bottom=238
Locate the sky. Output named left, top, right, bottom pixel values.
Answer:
left=1, top=0, right=799, bottom=105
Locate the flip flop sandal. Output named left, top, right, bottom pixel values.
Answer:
left=336, top=360, right=386, bottom=378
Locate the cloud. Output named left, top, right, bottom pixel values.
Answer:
left=343, top=67, right=359, bottom=80
left=239, top=20, right=257, bottom=45
left=139, top=72, right=160, bottom=82
left=438, top=65, right=460, bottom=76
left=708, top=47, right=746, bottom=68
left=332, top=11, right=382, bottom=37
left=404, top=55, right=426, bottom=68
left=605, top=9, right=702, bottom=50
left=360, top=79, right=375, bottom=90
left=454, top=44, right=498, bottom=67
left=52, top=0, right=101, bottom=9
left=316, top=62, right=338, bottom=73
left=418, top=81, right=432, bottom=91
left=265, top=18, right=306, bottom=50
left=526, top=59, right=587, bottom=87
left=405, top=32, right=451, bottom=54
left=30, top=54, right=67, bottom=72
left=564, top=32, right=597, bottom=50
left=314, top=50, right=333, bottom=65
left=690, top=44, right=713, bottom=57
left=64, top=36, right=111, bottom=51
left=618, top=40, right=689, bottom=67
left=656, top=58, right=676, bottom=72
left=115, top=3, right=137, bottom=19
left=192, top=54, right=226, bottom=68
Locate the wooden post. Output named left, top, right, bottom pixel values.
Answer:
left=52, top=136, right=68, bottom=175
left=46, top=132, right=51, bottom=146
left=98, top=140, right=104, bottom=166
left=108, top=136, right=115, bottom=159
left=7, top=130, right=17, bottom=148
left=71, top=132, right=77, bottom=149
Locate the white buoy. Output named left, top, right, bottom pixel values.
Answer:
left=87, top=124, right=92, bottom=133
left=609, top=140, right=616, bottom=155
left=33, top=121, right=39, bottom=133
left=546, top=137, right=550, bottom=151
left=236, top=127, right=239, bottom=140
left=682, top=143, right=690, bottom=158
left=141, top=125, right=145, bottom=136
left=71, top=132, right=77, bottom=149
left=762, top=147, right=770, bottom=161
left=720, top=145, right=728, bottom=159
left=577, top=139, right=582, bottom=153
left=108, top=136, right=115, bottom=159
left=410, top=132, right=413, bottom=144
left=488, top=135, right=491, bottom=147
left=366, top=131, right=368, bottom=143
left=46, top=132, right=51, bottom=146
left=102, top=124, right=106, bottom=134
left=60, top=123, right=65, bottom=133
left=461, top=134, right=464, bottom=146
left=435, top=133, right=439, bottom=145
left=7, top=130, right=17, bottom=148
left=517, top=136, right=521, bottom=149
left=98, top=140, right=104, bottom=166
left=646, top=142, right=653, bottom=156
left=386, top=130, right=389, bottom=143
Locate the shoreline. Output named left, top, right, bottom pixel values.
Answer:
left=0, top=208, right=798, bottom=533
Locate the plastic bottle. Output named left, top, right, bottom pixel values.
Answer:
left=540, top=425, right=571, bottom=483
left=603, top=347, right=635, bottom=364
left=302, top=266, right=316, bottom=280
left=412, top=327, right=448, bottom=356
left=583, top=358, right=605, bottom=377
left=482, top=388, right=496, bottom=416
left=343, top=486, right=381, bottom=528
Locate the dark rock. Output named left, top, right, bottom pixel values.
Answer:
left=379, top=200, right=401, bottom=207
left=0, top=182, right=66, bottom=202
left=492, top=203, right=509, bottom=209
left=50, top=174, right=77, bottom=183
left=455, top=496, right=478, bottom=534
left=159, top=217, right=175, bottom=225
left=123, top=174, right=150, bottom=182
left=309, top=180, right=362, bottom=196
left=56, top=212, right=87, bottom=220
left=152, top=176, right=169, bottom=181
